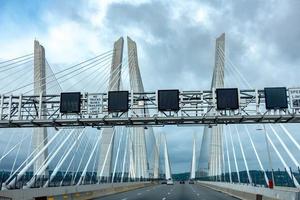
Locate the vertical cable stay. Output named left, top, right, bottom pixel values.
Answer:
left=121, top=129, right=129, bottom=182
left=45, top=59, right=62, bottom=93
left=224, top=128, right=232, bottom=183
left=72, top=132, right=90, bottom=184
left=4, top=50, right=113, bottom=94
left=221, top=128, right=226, bottom=181
left=269, top=125, right=300, bottom=168
left=72, top=130, right=94, bottom=181
left=0, top=132, right=14, bottom=167
left=217, top=45, right=300, bottom=187
left=0, top=58, right=33, bottom=73
left=45, top=130, right=82, bottom=186
left=31, top=131, right=67, bottom=177
left=228, top=125, right=240, bottom=183
left=4, top=131, right=50, bottom=185
left=46, top=55, right=113, bottom=92
left=7, top=129, right=62, bottom=187
left=77, top=131, right=102, bottom=185
left=24, top=53, right=114, bottom=94
left=97, top=47, right=136, bottom=93
left=60, top=129, right=86, bottom=186
left=9, top=131, right=26, bottom=177
left=112, top=127, right=124, bottom=183
left=0, top=56, right=33, bottom=69
left=244, top=125, right=268, bottom=185
left=235, top=125, right=252, bottom=184
left=99, top=129, right=116, bottom=179
left=279, top=124, right=300, bottom=151
left=0, top=53, right=33, bottom=65
left=64, top=58, right=111, bottom=91
left=25, top=130, right=74, bottom=188
left=0, top=66, right=33, bottom=92
left=217, top=47, right=253, bottom=89
left=266, top=133, right=300, bottom=188
left=0, top=133, right=31, bottom=162
left=90, top=140, right=99, bottom=184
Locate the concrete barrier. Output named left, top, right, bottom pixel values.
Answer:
left=0, top=182, right=154, bottom=200
left=198, top=181, right=300, bottom=200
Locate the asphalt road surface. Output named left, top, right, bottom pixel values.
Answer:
left=94, top=183, right=237, bottom=200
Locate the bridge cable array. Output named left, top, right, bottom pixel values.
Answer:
left=199, top=46, right=300, bottom=188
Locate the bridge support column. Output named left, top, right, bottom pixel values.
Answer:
left=163, top=133, right=171, bottom=180
left=33, top=40, right=48, bottom=175
left=190, top=133, right=196, bottom=179
left=127, top=37, right=148, bottom=179
left=97, top=37, right=124, bottom=179
left=199, top=33, right=225, bottom=179
left=209, top=33, right=225, bottom=178
left=153, top=133, right=161, bottom=179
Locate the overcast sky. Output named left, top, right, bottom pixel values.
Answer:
left=0, top=0, right=300, bottom=174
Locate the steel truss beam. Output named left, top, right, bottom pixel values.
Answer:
left=0, top=89, right=299, bottom=128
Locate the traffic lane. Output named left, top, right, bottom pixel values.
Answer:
left=93, top=184, right=167, bottom=200
left=162, top=183, right=236, bottom=200
left=94, top=182, right=238, bottom=200
left=191, top=183, right=237, bottom=200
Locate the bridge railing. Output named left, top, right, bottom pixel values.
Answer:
left=0, top=171, right=160, bottom=190
left=195, top=167, right=300, bottom=188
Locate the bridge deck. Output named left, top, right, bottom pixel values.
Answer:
left=96, top=183, right=236, bottom=200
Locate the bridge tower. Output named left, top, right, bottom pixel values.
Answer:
left=153, top=132, right=161, bottom=179
left=32, top=40, right=48, bottom=175
left=199, top=33, right=225, bottom=178
left=97, top=37, right=124, bottom=179
left=190, top=133, right=196, bottom=180
left=127, top=36, right=148, bottom=178
left=163, top=133, right=172, bottom=180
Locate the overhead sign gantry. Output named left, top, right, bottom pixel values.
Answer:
left=0, top=87, right=299, bottom=128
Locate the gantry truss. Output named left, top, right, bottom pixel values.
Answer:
left=0, top=89, right=300, bottom=128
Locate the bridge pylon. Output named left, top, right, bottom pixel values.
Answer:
left=163, top=133, right=172, bottom=180
left=127, top=36, right=148, bottom=178
left=153, top=132, right=161, bottom=179
left=32, top=40, right=48, bottom=175
left=97, top=37, right=124, bottom=179
left=190, top=133, right=196, bottom=180
left=198, top=33, right=225, bottom=179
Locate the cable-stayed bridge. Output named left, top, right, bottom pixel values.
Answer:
left=0, top=34, right=299, bottom=200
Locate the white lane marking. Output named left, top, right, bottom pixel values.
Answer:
left=137, top=192, right=142, bottom=195
left=167, top=192, right=171, bottom=195
left=197, top=193, right=200, bottom=196
left=162, top=198, right=166, bottom=200
left=146, top=189, right=150, bottom=192
left=121, top=198, right=127, bottom=200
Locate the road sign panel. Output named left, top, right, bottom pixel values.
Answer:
left=158, top=90, right=180, bottom=111
left=60, top=92, right=81, bottom=113
left=264, top=87, right=288, bottom=109
left=216, top=88, right=239, bottom=110
left=289, top=88, right=300, bottom=109
left=108, top=91, right=129, bottom=112
left=88, top=94, right=102, bottom=115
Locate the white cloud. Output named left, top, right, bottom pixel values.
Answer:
left=41, top=21, right=102, bottom=63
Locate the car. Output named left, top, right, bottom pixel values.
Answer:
left=161, top=181, right=167, bottom=184
left=167, top=179, right=174, bottom=185
left=179, top=180, right=185, bottom=184
left=189, top=180, right=195, bottom=184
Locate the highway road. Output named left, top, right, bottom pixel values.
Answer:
left=95, top=182, right=237, bottom=200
